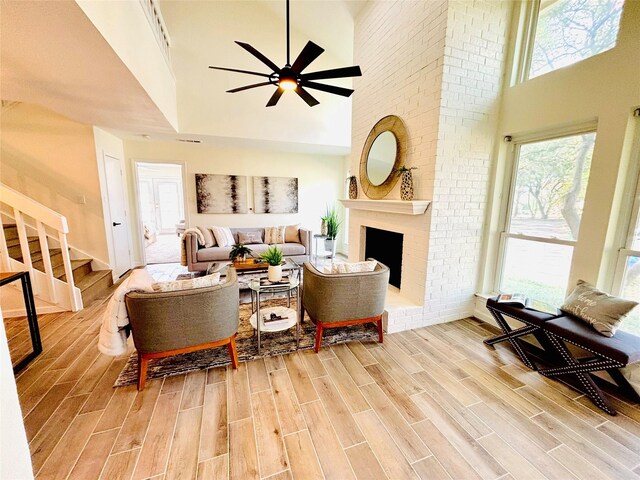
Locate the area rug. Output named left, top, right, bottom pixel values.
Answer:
left=114, top=297, right=378, bottom=387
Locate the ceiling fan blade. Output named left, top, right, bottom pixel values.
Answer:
left=296, top=87, right=320, bottom=107
left=300, top=81, right=354, bottom=97
left=235, top=41, right=280, bottom=72
left=266, top=88, right=285, bottom=107
left=301, top=65, right=362, bottom=81
left=291, top=41, right=325, bottom=74
left=209, top=66, right=272, bottom=78
left=227, top=81, right=273, bottom=93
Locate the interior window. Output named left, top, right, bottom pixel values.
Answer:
left=498, top=132, right=596, bottom=306
left=529, top=0, right=624, bottom=79
left=617, top=172, right=640, bottom=335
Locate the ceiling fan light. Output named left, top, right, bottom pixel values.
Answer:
left=278, top=78, right=297, bottom=91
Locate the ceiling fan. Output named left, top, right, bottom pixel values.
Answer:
left=209, top=0, right=362, bottom=107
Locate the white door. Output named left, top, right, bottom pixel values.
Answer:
left=104, top=154, right=132, bottom=277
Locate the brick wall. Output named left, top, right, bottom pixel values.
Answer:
left=350, top=0, right=511, bottom=331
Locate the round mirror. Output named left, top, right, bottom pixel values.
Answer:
left=359, top=115, right=407, bottom=199
left=366, top=131, right=397, bottom=186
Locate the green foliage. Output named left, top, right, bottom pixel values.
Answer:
left=395, top=165, right=417, bottom=175
left=229, top=243, right=253, bottom=261
left=324, top=206, right=341, bottom=240
left=260, top=245, right=283, bottom=266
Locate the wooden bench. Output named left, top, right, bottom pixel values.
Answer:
left=485, top=297, right=640, bottom=415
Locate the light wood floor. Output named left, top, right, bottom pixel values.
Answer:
left=5, top=287, right=640, bottom=480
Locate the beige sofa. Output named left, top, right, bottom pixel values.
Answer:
left=185, top=227, right=312, bottom=271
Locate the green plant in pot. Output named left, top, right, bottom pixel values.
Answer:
left=260, top=245, right=284, bottom=282
left=323, top=207, right=341, bottom=258
left=229, top=243, right=253, bottom=262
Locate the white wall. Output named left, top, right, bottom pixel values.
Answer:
left=124, top=139, right=346, bottom=264
left=0, top=310, right=34, bottom=480
left=76, top=0, right=178, bottom=131
left=0, top=103, right=109, bottom=263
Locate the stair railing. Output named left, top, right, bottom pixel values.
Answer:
left=0, top=184, right=82, bottom=312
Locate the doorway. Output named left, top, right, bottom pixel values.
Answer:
left=136, top=162, right=185, bottom=264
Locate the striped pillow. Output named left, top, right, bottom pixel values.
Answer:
left=211, top=226, right=235, bottom=247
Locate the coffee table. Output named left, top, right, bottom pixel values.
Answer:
left=248, top=270, right=301, bottom=354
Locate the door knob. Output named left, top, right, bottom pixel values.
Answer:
left=113, top=222, right=122, bottom=226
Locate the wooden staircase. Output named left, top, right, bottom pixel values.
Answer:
left=3, top=224, right=113, bottom=306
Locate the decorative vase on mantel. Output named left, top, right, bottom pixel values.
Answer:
left=398, top=166, right=417, bottom=201
left=348, top=176, right=358, bottom=199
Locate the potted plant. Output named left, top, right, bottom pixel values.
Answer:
left=396, top=166, right=417, bottom=201
left=229, top=243, right=253, bottom=262
left=260, top=245, right=284, bottom=282
left=347, top=175, right=358, bottom=199
left=324, top=207, right=341, bottom=257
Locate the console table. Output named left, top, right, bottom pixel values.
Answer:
left=0, top=271, right=42, bottom=373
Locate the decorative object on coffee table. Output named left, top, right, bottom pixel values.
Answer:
left=230, top=242, right=253, bottom=262
left=348, top=175, right=358, bottom=199
left=323, top=206, right=341, bottom=258
left=397, top=166, right=417, bottom=201
left=261, top=245, right=284, bottom=282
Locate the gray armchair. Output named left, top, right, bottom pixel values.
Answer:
left=302, top=260, right=390, bottom=352
left=125, top=269, right=240, bottom=390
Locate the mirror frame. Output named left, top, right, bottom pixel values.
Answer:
left=359, top=115, right=407, bottom=199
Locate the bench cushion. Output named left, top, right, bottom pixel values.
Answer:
left=486, top=297, right=560, bottom=327
left=545, top=315, right=640, bottom=365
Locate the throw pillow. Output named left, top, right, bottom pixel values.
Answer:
left=285, top=224, right=301, bottom=243
left=152, top=272, right=221, bottom=292
left=330, top=260, right=377, bottom=274
left=265, top=226, right=286, bottom=244
left=197, top=226, right=215, bottom=248
left=238, top=231, right=264, bottom=244
left=211, top=226, right=235, bottom=247
left=560, top=279, right=639, bottom=337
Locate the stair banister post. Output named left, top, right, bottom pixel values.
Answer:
left=14, top=209, right=34, bottom=280
left=0, top=215, right=11, bottom=270
left=36, top=220, right=57, bottom=305
left=58, top=231, right=80, bottom=312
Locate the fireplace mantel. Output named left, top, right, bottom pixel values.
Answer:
left=340, top=199, right=431, bottom=215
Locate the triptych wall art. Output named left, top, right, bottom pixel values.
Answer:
left=195, top=174, right=298, bottom=214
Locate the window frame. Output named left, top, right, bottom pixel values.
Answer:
left=494, top=124, right=598, bottom=297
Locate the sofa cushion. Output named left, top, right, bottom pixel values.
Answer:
left=486, top=297, right=561, bottom=327
left=279, top=243, right=305, bottom=256
left=285, top=224, right=300, bottom=243
left=197, top=226, right=216, bottom=247
left=211, top=226, right=235, bottom=247
left=197, top=247, right=234, bottom=262
left=238, top=231, right=263, bottom=244
left=151, top=273, right=221, bottom=292
left=545, top=315, right=640, bottom=364
left=560, top=279, right=638, bottom=337
left=265, top=226, right=286, bottom=244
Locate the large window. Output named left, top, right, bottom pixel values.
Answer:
left=615, top=167, right=640, bottom=335
left=527, top=0, right=624, bottom=79
left=498, top=132, right=595, bottom=306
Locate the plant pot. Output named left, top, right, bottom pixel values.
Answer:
left=324, top=238, right=337, bottom=257
left=400, top=170, right=414, bottom=201
left=267, top=264, right=282, bottom=282
left=320, top=219, right=328, bottom=236
left=348, top=177, right=358, bottom=199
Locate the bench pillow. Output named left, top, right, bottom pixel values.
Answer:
left=560, top=279, right=638, bottom=337
left=238, top=231, right=263, bottom=244
left=152, top=273, right=221, bottom=292
left=211, top=226, right=235, bottom=247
